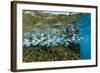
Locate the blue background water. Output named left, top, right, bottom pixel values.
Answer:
left=76, top=13, right=91, bottom=59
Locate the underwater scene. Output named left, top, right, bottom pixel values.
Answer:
left=23, top=10, right=91, bottom=62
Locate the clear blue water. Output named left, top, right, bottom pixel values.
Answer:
left=76, top=13, right=91, bottom=59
